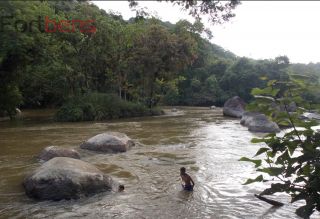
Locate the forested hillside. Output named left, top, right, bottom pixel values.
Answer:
left=1, top=0, right=319, bottom=120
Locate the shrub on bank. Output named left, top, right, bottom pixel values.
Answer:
left=56, top=93, right=163, bottom=122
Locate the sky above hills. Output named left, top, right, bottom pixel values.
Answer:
left=92, top=1, right=320, bottom=64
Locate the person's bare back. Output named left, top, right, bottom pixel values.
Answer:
left=180, top=167, right=195, bottom=191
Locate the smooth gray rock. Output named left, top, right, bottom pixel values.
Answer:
left=23, top=157, right=113, bottom=201
left=39, top=146, right=80, bottom=161
left=223, top=96, right=246, bottom=118
left=80, top=132, right=134, bottom=153
left=241, top=112, right=280, bottom=133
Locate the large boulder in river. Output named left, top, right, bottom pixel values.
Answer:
left=39, top=146, right=80, bottom=161
left=23, top=157, right=113, bottom=201
left=223, top=96, right=246, bottom=118
left=80, top=132, right=134, bottom=153
left=241, top=112, right=280, bottom=133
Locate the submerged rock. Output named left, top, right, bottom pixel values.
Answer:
left=39, top=146, right=80, bottom=161
left=80, top=132, right=134, bottom=153
left=171, top=108, right=177, bottom=112
left=241, top=112, right=280, bottom=133
left=23, top=157, right=113, bottom=201
left=223, top=96, right=246, bottom=118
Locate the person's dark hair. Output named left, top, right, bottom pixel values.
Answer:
left=180, top=167, right=186, bottom=173
left=118, top=184, right=125, bottom=191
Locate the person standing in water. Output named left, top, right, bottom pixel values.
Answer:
left=180, top=167, right=195, bottom=191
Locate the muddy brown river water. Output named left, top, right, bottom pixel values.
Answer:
left=0, top=107, right=318, bottom=219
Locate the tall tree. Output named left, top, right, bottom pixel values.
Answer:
left=131, top=20, right=197, bottom=107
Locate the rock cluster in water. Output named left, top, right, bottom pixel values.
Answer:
left=240, top=112, right=280, bottom=133
left=24, top=131, right=134, bottom=201
left=223, top=96, right=280, bottom=133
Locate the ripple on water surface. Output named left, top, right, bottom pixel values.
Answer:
left=0, top=107, right=319, bottom=219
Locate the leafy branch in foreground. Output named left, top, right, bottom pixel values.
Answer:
left=240, top=73, right=320, bottom=218
left=129, top=0, right=240, bottom=25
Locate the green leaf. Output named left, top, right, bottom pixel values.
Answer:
left=276, top=119, right=291, bottom=127
left=292, top=96, right=304, bottom=105
left=302, top=164, right=311, bottom=176
left=267, top=151, right=276, bottom=158
left=251, top=138, right=266, bottom=143
left=275, top=150, right=289, bottom=165
left=243, top=175, right=263, bottom=185
left=293, top=176, right=306, bottom=184
left=267, top=80, right=277, bottom=86
left=257, top=167, right=284, bottom=176
left=291, top=192, right=307, bottom=203
left=260, top=183, right=288, bottom=195
left=296, top=204, right=315, bottom=218
left=271, top=88, right=280, bottom=97
left=251, top=88, right=264, bottom=96
left=254, top=147, right=270, bottom=157
left=251, top=87, right=279, bottom=97
left=239, top=157, right=262, bottom=167
left=266, top=133, right=276, bottom=138
left=260, top=76, right=268, bottom=81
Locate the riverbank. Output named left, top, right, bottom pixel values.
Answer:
left=0, top=106, right=211, bottom=124
left=0, top=106, right=163, bottom=123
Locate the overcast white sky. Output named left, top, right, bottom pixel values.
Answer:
left=92, top=1, right=320, bottom=64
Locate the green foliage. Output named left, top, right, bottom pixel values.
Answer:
left=239, top=157, right=262, bottom=168
left=1, top=1, right=320, bottom=121
left=56, top=93, right=163, bottom=122
left=0, top=85, right=22, bottom=118
left=240, top=74, right=320, bottom=218
left=55, top=98, right=94, bottom=122
left=243, top=175, right=264, bottom=185
left=130, top=0, right=240, bottom=24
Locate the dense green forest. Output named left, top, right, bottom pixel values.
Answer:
left=1, top=0, right=320, bottom=121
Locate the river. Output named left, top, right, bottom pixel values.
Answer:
left=0, top=107, right=317, bottom=219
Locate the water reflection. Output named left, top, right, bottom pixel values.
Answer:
left=177, top=190, right=194, bottom=202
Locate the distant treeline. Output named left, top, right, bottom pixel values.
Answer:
left=1, top=0, right=320, bottom=120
